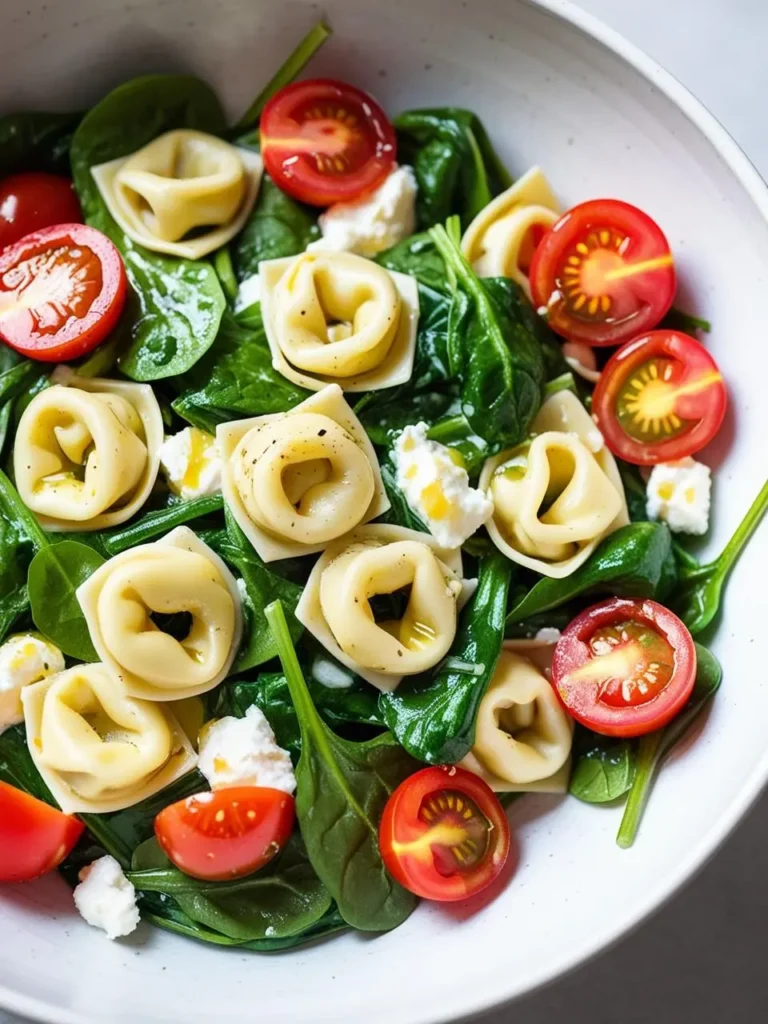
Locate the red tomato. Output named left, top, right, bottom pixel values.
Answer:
left=379, top=766, right=511, bottom=902
left=551, top=598, right=697, bottom=738
left=155, top=787, right=295, bottom=882
left=0, top=223, right=127, bottom=362
left=260, top=79, right=397, bottom=206
left=0, top=172, right=82, bottom=250
left=530, top=199, right=676, bottom=346
left=592, top=329, right=727, bottom=465
left=0, top=781, right=84, bottom=884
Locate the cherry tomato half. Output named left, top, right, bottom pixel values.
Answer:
left=592, top=329, right=727, bottom=465
left=0, top=223, right=127, bottom=362
left=155, top=787, right=295, bottom=882
left=0, top=172, right=82, bottom=250
left=379, top=766, right=511, bottom=902
left=261, top=78, right=397, bottom=206
left=551, top=598, right=697, bottom=737
left=0, top=781, right=84, bottom=884
left=530, top=199, right=676, bottom=346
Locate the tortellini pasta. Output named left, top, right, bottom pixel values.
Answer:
left=22, top=663, right=196, bottom=814
left=77, top=527, right=243, bottom=701
left=90, top=129, right=263, bottom=259
left=14, top=373, right=163, bottom=531
left=218, top=384, right=390, bottom=561
left=480, top=391, right=628, bottom=577
left=260, top=251, right=420, bottom=392
left=460, top=644, right=573, bottom=793
left=296, top=524, right=472, bottom=691
left=461, top=167, right=560, bottom=299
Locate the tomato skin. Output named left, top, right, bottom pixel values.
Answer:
left=0, top=172, right=82, bottom=250
left=379, top=766, right=511, bottom=902
left=0, top=781, right=84, bottom=884
left=260, top=78, right=397, bottom=206
left=552, top=598, right=697, bottom=738
left=592, top=330, right=727, bottom=465
left=155, top=787, right=295, bottom=882
left=530, top=199, right=676, bottom=346
left=0, top=223, right=127, bottom=362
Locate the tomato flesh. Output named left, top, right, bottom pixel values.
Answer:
left=0, top=172, right=82, bottom=250
left=379, top=766, right=511, bottom=902
left=530, top=199, right=676, bottom=346
left=155, top=787, right=295, bottom=882
left=0, top=781, right=84, bottom=884
left=592, top=329, right=727, bottom=464
left=261, top=78, right=397, bottom=206
left=552, top=598, right=697, bottom=737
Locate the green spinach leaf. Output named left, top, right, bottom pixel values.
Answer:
left=659, top=307, right=711, bottom=334
left=569, top=730, right=635, bottom=804
left=231, top=173, right=320, bottom=281
left=0, top=469, right=48, bottom=641
left=101, top=495, right=224, bottom=555
left=0, top=111, right=81, bottom=176
left=0, top=724, right=54, bottom=804
left=27, top=541, right=105, bottom=660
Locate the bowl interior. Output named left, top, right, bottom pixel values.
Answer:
left=1, top=0, right=768, bottom=1022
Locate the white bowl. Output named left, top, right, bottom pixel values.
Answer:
left=2, top=1, right=768, bottom=1021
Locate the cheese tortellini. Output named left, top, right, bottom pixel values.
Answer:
left=218, top=384, right=389, bottom=561
left=77, top=527, right=243, bottom=701
left=90, top=129, right=263, bottom=259
left=480, top=391, right=628, bottom=577
left=461, top=167, right=560, bottom=299
left=461, top=645, right=573, bottom=792
left=260, top=251, right=420, bottom=392
left=22, top=663, right=196, bottom=814
left=14, top=374, right=163, bottom=531
left=296, top=525, right=471, bottom=691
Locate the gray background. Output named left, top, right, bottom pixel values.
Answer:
left=2, top=0, right=768, bottom=1021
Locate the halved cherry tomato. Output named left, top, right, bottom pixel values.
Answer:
left=260, top=78, right=396, bottom=206
left=0, top=172, right=82, bottom=250
left=155, top=787, right=295, bottom=882
left=592, top=329, right=727, bottom=464
left=530, top=199, right=676, bottom=346
left=379, top=766, right=511, bottom=902
left=0, top=781, right=84, bottom=883
left=0, top=223, right=127, bottom=362
left=551, top=598, right=697, bottom=737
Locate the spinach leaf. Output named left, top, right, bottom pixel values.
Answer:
left=506, top=522, right=677, bottom=625
left=70, top=75, right=227, bottom=381
left=265, top=600, right=418, bottom=931
left=569, top=730, right=634, bottom=804
left=617, top=460, right=649, bottom=522
left=380, top=553, right=513, bottom=764
left=102, top=495, right=224, bottom=555
left=660, top=307, right=711, bottom=334
left=0, top=111, right=81, bottom=176
left=231, top=173, right=320, bottom=281
left=27, top=541, right=105, bottom=661
left=0, top=724, right=54, bottom=804
left=672, top=479, right=768, bottom=634
left=376, top=232, right=451, bottom=294
left=212, top=247, right=239, bottom=302
left=616, top=643, right=722, bottom=848
left=0, top=469, right=48, bottom=641
left=378, top=461, right=429, bottom=533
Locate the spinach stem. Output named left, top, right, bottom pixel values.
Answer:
left=265, top=599, right=323, bottom=736
left=713, top=478, right=768, bottom=580
left=543, top=371, right=577, bottom=398
left=213, top=247, right=239, bottom=301
left=616, top=731, right=664, bottom=849
left=427, top=415, right=467, bottom=442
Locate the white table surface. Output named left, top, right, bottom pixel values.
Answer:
left=3, top=0, right=768, bottom=1022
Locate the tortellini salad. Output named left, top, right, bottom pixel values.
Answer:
left=0, top=21, right=757, bottom=954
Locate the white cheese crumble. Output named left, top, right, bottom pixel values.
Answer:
left=73, top=856, right=140, bottom=941
left=646, top=457, right=712, bottom=535
left=0, top=634, right=64, bottom=731
left=234, top=273, right=262, bottom=312
left=393, top=422, right=493, bottom=549
left=158, top=426, right=221, bottom=501
left=307, top=166, right=417, bottom=258
left=312, top=656, right=355, bottom=689
left=198, top=705, right=296, bottom=794
left=534, top=627, right=562, bottom=644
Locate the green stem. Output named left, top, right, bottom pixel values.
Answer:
left=264, top=600, right=323, bottom=738
left=713, top=478, right=768, bottom=581
left=616, top=731, right=664, bottom=849
left=213, top=247, right=239, bottom=301
left=427, top=415, right=468, bottom=442
left=0, top=468, right=49, bottom=551
left=234, top=21, right=332, bottom=130
left=543, top=371, right=577, bottom=398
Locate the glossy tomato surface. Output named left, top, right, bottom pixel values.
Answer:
left=155, top=787, right=295, bottom=882
left=379, top=765, right=511, bottom=902
left=530, top=199, right=676, bottom=345
left=0, top=172, right=82, bottom=250
left=552, top=598, right=697, bottom=737
left=261, top=78, right=396, bottom=206
left=592, top=329, right=727, bottom=464
left=0, top=781, right=84, bottom=884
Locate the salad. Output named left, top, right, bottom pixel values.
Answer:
left=0, top=20, right=765, bottom=950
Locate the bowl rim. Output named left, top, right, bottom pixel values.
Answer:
left=2, top=1, right=768, bottom=1023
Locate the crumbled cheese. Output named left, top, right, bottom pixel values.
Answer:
left=73, top=856, right=140, bottom=941
left=312, top=656, right=355, bottom=689
left=646, top=457, right=711, bottom=535
left=234, top=273, right=262, bottom=312
left=307, top=166, right=417, bottom=258
left=198, top=705, right=296, bottom=793
left=0, top=634, right=64, bottom=730
left=393, top=422, right=493, bottom=548
left=158, top=427, right=221, bottom=501
left=534, top=627, right=562, bottom=644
